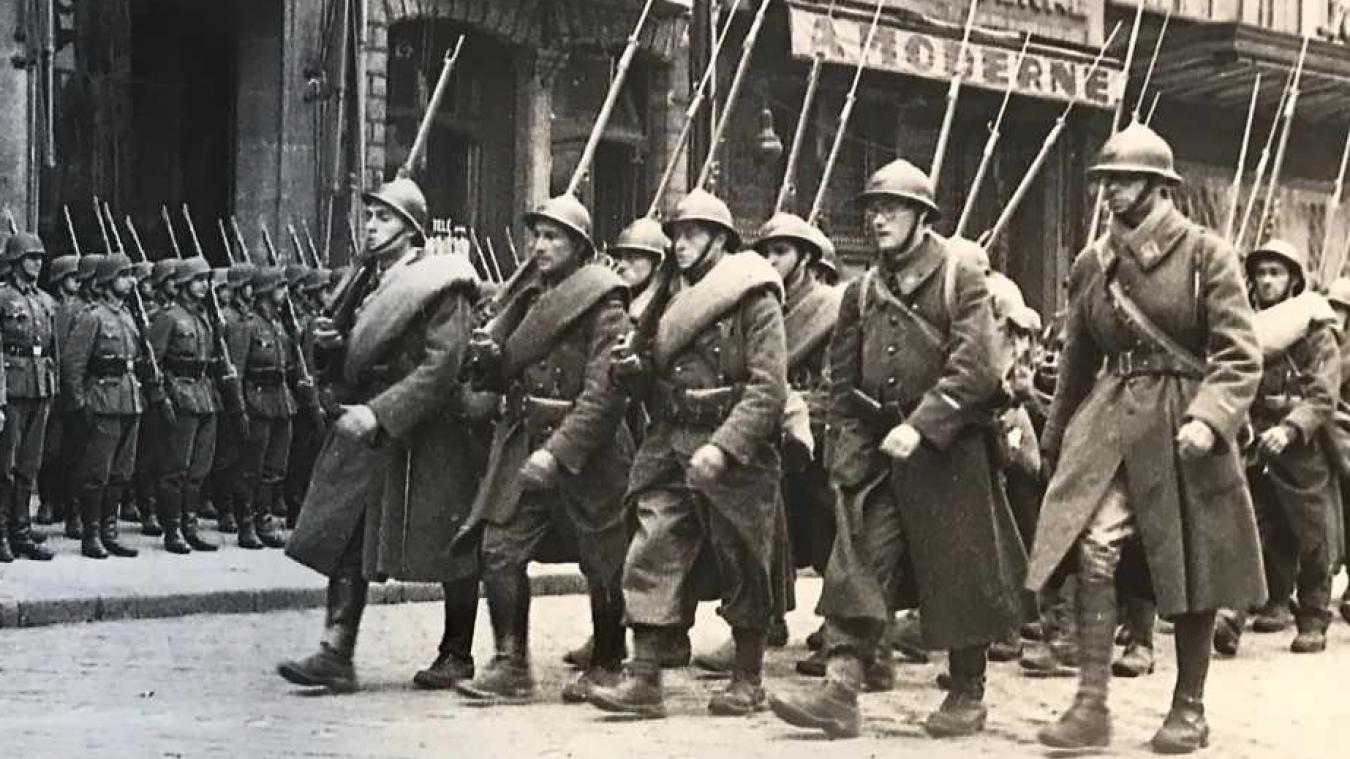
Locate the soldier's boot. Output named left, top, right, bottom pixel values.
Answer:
left=455, top=571, right=535, bottom=703
left=561, top=636, right=594, bottom=669
left=1289, top=608, right=1330, bottom=654
left=1150, top=612, right=1214, bottom=754
left=156, top=489, right=190, bottom=554
left=796, top=645, right=828, bottom=677
left=98, top=486, right=138, bottom=557
left=889, top=610, right=929, bottom=663
left=78, top=492, right=108, bottom=560
left=563, top=584, right=625, bottom=704
left=1250, top=599, right=1294, bottom=633
left=767, top=652, right=863, bottom=739
left=277, top=573, right=367, bottom=693
left=64, top=506, right=82, bottom=540
left=1038, top=540, right=1117, bottom=750
left=1113, top=596, right=1156, bottom=676
left=587, top=626, right=667, bottom=718
left=0, top=503, right=13, bottom=563
left=8, top=486, right=53, bottom=560
left=1212, top=608, right=1245, bottom=656
left=252, top=486, right=286, bottom=548
left=161, top=518, right=191, bottom=555
left=767, top=615, right=789, bottom=648
left=34, top=499, right=55, bottom=526
left=987, top=632, right=1023, bottom=662
left=805, top=621, right=826, bottom=651
left=692, top=636, right=736, bottom=676
left=181, top=494, right=217, bottom=552
left=235, top=497, right=264, bottom=550
left=214, top=493, right=237, bottom=533
left=658, top=627, right=691, bottom=668
left=863, top=640, right=895, bottom=692
left=709, top=628, right=767, bottom=716
left=413, top=577, right=480, bottom=690
left=924, top=646, right=988, bottom=737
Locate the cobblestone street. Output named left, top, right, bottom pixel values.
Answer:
left=1, top=577, right=1346, bottom=758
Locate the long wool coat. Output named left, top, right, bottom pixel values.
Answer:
left=1026, top=201, right=1267, bottom=617
left=287, top=253, right=487, bottom=583
left=819, top=231, right=1027, bottom=650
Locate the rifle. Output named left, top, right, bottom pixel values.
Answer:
left=984, top=22, right=1122, bottom=250
left=1235, top=72, right=1294, bottom=252
left=1257, top=35, right=1311, bottom=240
left=229, top=216, right=253, bottom=266
left=182, top=205, right=247, bottom=425
left=261, top=225, right=326, bottom=433
left=3, top=208, right=17, bottom=233
left=1131, top=8, right=1171, bottom=124
left=1085, top=0, right=1147, bottom=245
left=774, top=0, right=833, bottom=214
left=504, top=227, right=520, bottom=267
left=63, top=205, right=81, bottom=256
left=102, top=203, right=174, bottom=426
left=956, top=33, right=1030, bottom=238
left=300, top=221, right=323, bottom=267
left=161, top=206, right=186, bottom=259
left=930, top=0, right=980, bottom=190
left=697, top=0, right=776, bottom=190
left=808, top=0, right=887, bottom=225
left=1222, top=74, right=1262, bottom=243
left=93, top=196, right=112, bottom=252
left=1319, top=122, right=1350, bottom=283
left=287, top=223, right=314, bottom=269
left=398, top=34, right=466, bottom=178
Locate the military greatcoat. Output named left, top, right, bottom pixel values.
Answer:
left=1026, top=201, right=1266, bottom=617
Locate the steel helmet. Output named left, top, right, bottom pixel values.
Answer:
left=285, top=263, right=310, bottom=286
left=663, top=189, right=740, bottom=251
left=858, top=159, right=940, bottom=218
left=77, top=253, right=106, bottom=282
left=95, top=253, right=134, bottom=285
left=811, top=241, right=840, bottom=284
left=1326, top=277, right=1350, bottom=311
left=1087, top=121, right=1183, bottom=184
left=1247, top=239, right=1307, bottom=286
left=48, top=255, right=80, bottom=283
left=362, top=177, right=428, bottom=244
left=611, top=217, right=669, bottom=260
left=3, top=231, right=45, bottom=263
left=252, top=266, right=288, bottom=294
left=131, top=261, right=155, bottom=282
left=228, top=261, right=258, bottom=288
left=174, top=256, right=213, bottom=285
left=152, top=259, right=180, bottom=287
left=524, top=193, right=594, bottom=254
left=751, top=212, right=830, bottom=262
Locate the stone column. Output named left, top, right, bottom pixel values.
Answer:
left=0, top=0, right=33, bottom=226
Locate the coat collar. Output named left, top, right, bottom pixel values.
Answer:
left=1108, top=198, right=1190, bottom=271
left=880, top=230, right=944, bottom=298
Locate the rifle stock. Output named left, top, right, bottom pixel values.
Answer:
left=261, top=225, right=326, bottom=432
left=183, top=205, right=246, bottom=418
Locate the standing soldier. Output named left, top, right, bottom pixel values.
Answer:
left=1323, top=277, right=1350, bottom=625
left=453, top=194, right=631, bottom=704
left=1027, top=123, right=1264, bottom=753
left=1213, top=240, right=1339, bottom=656
left=62, top=253, right=146, bottom=559
left=35, top=252, right=81, bottom=528
left=226, top=266, right=295, bottom=549
left=0, top=232, right=58, bottom=562
left=209, top=260, right=255, bottom=534
left=588, top=189, right=787, bottom=719
left=278, top=177, right=484, bottom=694
left=284, top=267, right=330, bottom=527
left=147, top=256, right=220, bottom=554
left=56, top=252, right=105, bottom=539
left=767, top=160, right=1025, bottom=739
left=129, top=258, right=179, bottom=537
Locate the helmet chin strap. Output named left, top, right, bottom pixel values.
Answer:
left=367, top=228, right=410, bottom=258
left=1122, top=178, right=1159, bottom=222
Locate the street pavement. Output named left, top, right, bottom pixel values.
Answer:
left=2, top=576, right=1347, bottom=759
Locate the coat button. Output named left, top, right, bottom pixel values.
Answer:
left=712, top=346, right=721, bottom=355
left=886, top=376, right=897, bottom=386
left=886, top=345, right=897, bottom=355
left=889, top=315, right=899, bottom=326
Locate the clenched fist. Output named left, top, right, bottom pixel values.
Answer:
left=336, top=404, right=380, bottom=444
left=519, top=449, right=560, bottom=491
left=1175, top=419, right=1217, bottom=461
left=880, top=423, right=922, bottom=461
left=687, top=444, right=728, bottom=489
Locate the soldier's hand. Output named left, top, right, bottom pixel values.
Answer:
left=313, top=316, right=343, bottom=349
left=518, top=449, right=560, bottom=491
left=687, top=444, right=728, bottom=489
left=160, top=400, right=178, bottom=428
left=1256, top=424, right=1294, bottom=460
left=880, top=423, right=922, bottom=461
left=1175, top=419, right=1217, bottom=460
left=335, top=404, right=379, bottom=444
left=463, top=329, right=502, bottom=388
left=609, top=340, right=652, bottom=398
left=0, top=407, right=6, bottom=432
left=234, top=412, right=252, bottom=441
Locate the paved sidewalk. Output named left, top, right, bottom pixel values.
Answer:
left=0, top=521, right=585, bottom=629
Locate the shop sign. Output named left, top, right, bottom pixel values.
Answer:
left=891, top=0, right=1103, bottom=46
left=790, top=5, right=1123, bottom=109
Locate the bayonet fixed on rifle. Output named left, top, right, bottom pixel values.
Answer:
left=1131, top=7, right=1171, bottom=124
left=161, top=206, right=185, bottom=259
left=1223, top=73, right=1262, bottom=243
left=230, top=216, right=252, bottom=264
left=183, top=205, right=247, bottom=424
left=3, top=208, right=17, bottom=234
left=504, top=227, right=520, bottom=268
left=261, top=224, right=325, bottom=433
left=1320, top=122, right=1350, bottom=283
left=300, top=221, right=323, bottom=267
left=286, top=223, right=312, bottom=268
left=106, top=206, right=174, bottom=425
left=1257, top=35, right=1311, bottom=239
left=93, top=196, right=112, bottom=253
left=1085, top=0, right=1148, bottom=245
left=63, top=205, right=81, bottom=256
left=930, top=0, right=980, bottom=190
left=774, top=0, right=834, bottom=214
left=956, top=33, right=1031, bottom=238
left=398, top=34, right=466, bottom=179
left=696, top=0, right=776, bottom=190
left=218, top=218, right=238, bottom=264
left=1235, top=71, right=1294, bottom=252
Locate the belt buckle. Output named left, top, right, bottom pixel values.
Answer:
left=32, top=345, right=42, bottom=357
left=1117, top=351, right=1135, bottom=376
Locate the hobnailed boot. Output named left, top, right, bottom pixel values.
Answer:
left=216, top=494, right=237, bottom=533
left=162, top=523, right=191, bottom=555
left=806, top=622, right=826, bottom=652
left=99, top=490, right=138, bottom=558
left=563, top=583, right=627, bottom=704
left=277, top=573, right=367, bottom=693
left=8, top=487, right=53, bottom=560
left=768, top=653, right=863, bottom=739
left=34, top=500, right=55, bottom=525
left=255, top=488, right=287, bottom=548
left=413, top=578, right=480, bottom=690
left=181, top=493, right=218, bottom=552
left=140, top=502, right=163, bottom=537
left=79, top=492, right=107, bottom=559
left=1037, top=540, right=1118, bottom=750
left=796, top=645, right=828, bottom=677
left=236, top=499, right=264, bottom=549
left=1212, top=608, right=1244, bottom=656
left=924, top=647, right=988, bottom=737
left=157, top=490, right=189, bottom=554
left=1289, top=611, right=1329, bottom=654
left=1150, top=695, right=1209, bottom=754
left=587, top=626, right=667, bottom=718
left=562, top=636, right=594, bottom=669
left=455, top=571, right=535, bottom=704
left=708, top=629, right=767, bottom=716
left=1250, top=600, right=1294, bottom=633
left=692, top=636, right=736, bottom=676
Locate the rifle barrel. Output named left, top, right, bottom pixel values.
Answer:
left=399, top=34, right=466, bottom=178
left=161, top=206, right=185, bottom=259
left=1222, top=73, right=1262, bottom=242
left=695, top=0, right=773, bottom=190
left=63, top=205, right=82, bottom=257
left=930, top=0, right=980, bottom=189
left=956, top=33, right=1030, bottom=237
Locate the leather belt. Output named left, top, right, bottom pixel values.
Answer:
left=245, top=367, right=286, bottom=386
left=1104, top=350, right=1203, bottom=380
left=89, top=355, right=134, bottom=378
left=166, top=357, right=208, bottom=379
left=4, top=344, right=48, bottom=358
left=649, top=381, right=742, bottom=428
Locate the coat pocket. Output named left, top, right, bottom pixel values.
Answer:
left=1180, top=447, right=1246, bottom=500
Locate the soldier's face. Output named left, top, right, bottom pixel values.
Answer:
left=60, top=276, right=80, bottom=295
left=138, top=278, right=154, bottom=296
left=365, top=205, right=410, bottom=253
left=671, top=223, right=723, bottom=270
left=614, top=252, right=656, bottom=288
left=759, top=240, right=803, bottom=282
left=1102, top=173, right=1152, bottom=217
left=270, top=284, right=289, bottom=305
left=187, top=276, right=210, bottom=300
left=112, top=273, right=135, bottom=296
left=1251, top=259, right=1293, bottom=306
left=865, top=198, right=922, bottom=253
left=19, top=253, right=43, bottom=280
left=530, top=219, right=582, bottom=277
left=216, top=284, right=233, bottom=304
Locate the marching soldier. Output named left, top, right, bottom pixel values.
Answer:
left=278, top=177, right=485, bottom=694
left=611, top=218, right=667, bottom=319
left=767, top=160, right=1026, bottom=739
left=226, top=266, right=296, bottom=549
left=1213, top=239, right=1339, bottom=656
left=0, top=232, right=59, bottom=562
left=208, top=259, right=255, bottom=533
left=147, top=256, right=221, bottom=554
left=1324, top=277, right=1350, bottom=626
left=453, top=194, right=631, bottom=704
left=589, top=189, right=787, bottom=718
left=35, top=252, right=81, bottom=527
left=62, top=253, right=146, bottom=559
left=1027, top=123, right=1264, bottom=753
